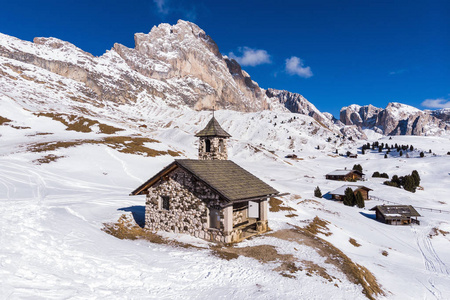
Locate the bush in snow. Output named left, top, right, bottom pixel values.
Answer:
left=314, top=186, right=322, bottom=198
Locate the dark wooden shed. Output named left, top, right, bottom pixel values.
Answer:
left=370, top=205, right=421, bottom=225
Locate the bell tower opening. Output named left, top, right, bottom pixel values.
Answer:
left=195, top=114, right=231, bottom=160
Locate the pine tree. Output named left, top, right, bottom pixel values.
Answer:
left=411, top=170, right=420, bottom=187
left=314, top=186, right=322, bottom=198
left=404, top=175, right=416, bottom=193
left=356, top=191, right=365, bottom=208
left=343, top=187, right=355, bottom=206
left=420, top=151, right=424, bottom=158
left=384, top=154, right=388, bottom=159
left=352, top=164, right=362, bottom=173
left=399, top=150, right=403, bottom=157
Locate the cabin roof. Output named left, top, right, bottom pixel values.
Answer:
left=326, top=169, right=364, bottom=176
left=131, top=159, right=278, bottom=201
left=370, top=205, right=421, bottom=218
left=329, top=185, right=372, bottom=196
left=195, top=117, right=231, bottom=138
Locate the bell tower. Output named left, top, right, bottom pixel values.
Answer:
left=195, top=115, right=231, bottom=160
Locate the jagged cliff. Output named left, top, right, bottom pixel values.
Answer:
left=0, top=20, right=270, bottom=112
left=340, top=103, right=450, bottom=136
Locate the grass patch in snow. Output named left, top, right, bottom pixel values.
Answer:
left=0, top=116, right=12, bottom=125
left=349, top=238, right=362, bottom=247
left=270, top=223, right=384, bottom=300
left=381, top=250, right=389, bottom=257
left=103, top=214, right=196, bottom=249
left=33, top=154, right=66, bottom=164
left=27, top=136, right=181, bottom=157
left=269, top=197, right=297, bottom=212
left=35, top=112, right=124, bottom=134
left=429, top=227, right=449, bottom=238
left=303, top=216, right=332, bottom=236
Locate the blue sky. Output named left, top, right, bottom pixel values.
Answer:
left=0, top=0, right=449, bottom=117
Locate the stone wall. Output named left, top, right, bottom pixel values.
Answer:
left=198, top=137, right=228, bottom=160
left=145, top=168, right=228, bottom=242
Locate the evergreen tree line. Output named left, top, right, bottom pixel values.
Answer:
left=372, top=171, right=389, bottom=178
left=383, top=170, right=421, bottom=193
left=360, top=142, right=432, bottom=159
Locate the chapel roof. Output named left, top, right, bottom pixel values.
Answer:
left=131, top=159, right=278, bottom=201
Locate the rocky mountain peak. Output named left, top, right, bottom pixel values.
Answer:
left=340, top=102, right=449, bottom=136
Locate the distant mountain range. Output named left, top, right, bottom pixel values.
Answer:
left=0, top=20, right=448, bottom=137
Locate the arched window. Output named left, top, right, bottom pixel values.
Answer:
left=219, top=139, right=224, bottom=153
left=205, top=139, right=211, bottom=152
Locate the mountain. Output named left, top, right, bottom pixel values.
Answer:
left=0, top=20, right=274, bottom=113
left=340, top=103, right=450, bottom=136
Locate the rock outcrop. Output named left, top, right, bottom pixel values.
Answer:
left=340, top=103, right=449, bottom=136
left=265, top=88, right=337, bottom=130
left=0, top=20, right=269, bottom=112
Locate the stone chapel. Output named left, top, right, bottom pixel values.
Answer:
left=131, top=115, right=279, bottom=243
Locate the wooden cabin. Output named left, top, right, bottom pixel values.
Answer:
left=325, top=169, right=364, bottom=181
left=370, top=205, right=421, bottom=225
left=329, top=185, right=372, bottom=200
left=131, top=116, right=279, bottom=243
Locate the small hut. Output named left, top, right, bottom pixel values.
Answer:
left=370, top=205, right=421, bottom=225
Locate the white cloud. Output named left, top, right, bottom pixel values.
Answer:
left=228, top=47, right=271, bottom=67
left=421, top=98, right=450, bottom=109
left=153, top=0, right=169, bottom=15
left=285, top=56, right=313, bottom=78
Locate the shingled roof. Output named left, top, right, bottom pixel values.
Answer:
left=131, top=159, right=278, bottom=201
left=195, top=117, right=231, bottom=138
left=370, top=205, right=421, bottom=218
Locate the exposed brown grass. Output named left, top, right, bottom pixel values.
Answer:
left=269, top=222, right=384, bottom=300
left=103, top=214, right=196, bottom=249
left=105, top=214, right=383, bottom=298
left=349, top=238, right=362, bottom=247
left=32, top=154, right=65, bottom=164
left=303, top=216, right=332, bottom=236
left=10, top=125, right=31, bottom=129
left=26, top=136, right=181, bottom=157
left=381, top=250, right=389, bottom=257
left=429, top=227, right=449, bottom=238
left=302, top=260, right=334, bottom=282
left=0, top=116, right=12, bottom=125
left=35, top=112, right=124, bottom=134
left=285, top=213, right=298, bottom=218
left=26, top=132, right=54, bottom=136
left=269, top=197, right=297, bottom=212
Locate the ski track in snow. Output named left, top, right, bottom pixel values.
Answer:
left=414, top=225, right=449, bottom=275
left=413, top=225, right=450, bottom=299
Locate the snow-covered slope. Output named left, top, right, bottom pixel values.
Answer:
left=2, top=92, right=450, bottom=299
